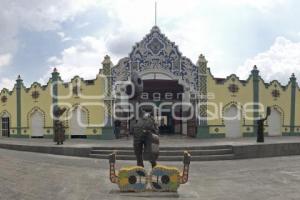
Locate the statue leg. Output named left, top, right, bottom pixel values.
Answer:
left=134, top=140, right=144, bottom=167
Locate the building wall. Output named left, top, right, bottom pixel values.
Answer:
left=57, top=74, right=107, bottom=138
left=1, top=60, right=299, bottom=139
left=21, top=82, right=53, bottom=137
left=0, top=70, right=109, bottom=139
left=206, top=71, right=254, bottom=137
left=204, top=66, right=300, bottom=138
left=294, top=86, right=300, bottom=134
left=0, top=88, right=17, bottom=134
left=259, top=79, right=292, bottom=135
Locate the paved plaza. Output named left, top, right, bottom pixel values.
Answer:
left=1, top=148, right=300, bottom=200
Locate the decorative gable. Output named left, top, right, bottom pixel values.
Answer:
left=112, top=26, right=199, bottom=91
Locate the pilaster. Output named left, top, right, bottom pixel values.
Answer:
left=16, top=75, right=23, bottom=135
left=196, top=54, right=210, bottom=138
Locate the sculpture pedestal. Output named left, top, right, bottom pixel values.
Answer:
left=108, top=152, right=191, bottom=193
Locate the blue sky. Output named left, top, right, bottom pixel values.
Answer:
left=1, top=0, right=300, bottom=89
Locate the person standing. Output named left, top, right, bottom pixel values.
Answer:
left=256, top=107, right=271, bottom=143
left=114, top=119, right=121, bottom=139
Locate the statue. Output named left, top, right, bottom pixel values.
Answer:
left=108, top=72, right=191, bottom=192
left=133, top=111, right=159, bottom=168
left=256, top=106, right=271, bottom=143
left=53, top=107, right=66, bottom=145
left=126, top=72, right=160, bottom=168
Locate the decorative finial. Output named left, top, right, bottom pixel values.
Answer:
left=16, top=75, right=23, bottom=82
left=102, top=55, right=112, bottom=65
left=53, top=67, right=57, bottom=72
left=290, top=73, right=296, bottom=82
left=251, top=65, right=259, bottom=76
left=197, top=54, right=207, bottom=63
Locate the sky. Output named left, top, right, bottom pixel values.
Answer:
left=1, top=0, right=300, bottom=89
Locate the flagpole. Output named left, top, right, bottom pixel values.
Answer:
left=155, top=1, right=157, bottom=26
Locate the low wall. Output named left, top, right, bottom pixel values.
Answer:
left=2, top=142, right=300, bottom=161
left=233, top=143, right=300, bottom=159
left=0, top=143, right=91, bottom=157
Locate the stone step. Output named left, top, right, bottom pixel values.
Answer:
left=91, top=145, right=232, bottom=151
left=90, top=149, right=233, bottom=156
left=89, top=154, right=235, bottom=161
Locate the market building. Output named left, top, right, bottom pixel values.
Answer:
left=1, top=26, right=300, bottom=139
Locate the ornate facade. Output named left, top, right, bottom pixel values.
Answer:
left=1, top=26, right=300, bottom=139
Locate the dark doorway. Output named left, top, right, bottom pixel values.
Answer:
left=142, top=79, right=184, bottom=100
left=139, top=79, right=184, bottom=135
left=2, top=117, right=10, bottom=137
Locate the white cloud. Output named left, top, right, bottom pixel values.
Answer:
left=0, top=0, right=98, bottom=60
left=237, top=36, right=300, bottom=84
left=0, top=78, right=15, bottom=90
left=0, top=54, right=12, bottom=68
left=57, top=32, right=72, bottom=42
left=220, top=0, right=285, bottom=12
left=1, top=0, right=296, bottom=86
left=4, top=0, right=98, bottom=32
left=96, top=0, right=215, bottom=63
left=44, top=36, right=110, bottom=82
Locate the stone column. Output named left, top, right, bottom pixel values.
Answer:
left=101, top=55, right=115, bottom=139
left=251, top=65, right=260, bottom=136
left=196, top=54, right=209, bottom=138
left=16, top=75, right=23, bottom=136
left=289, top=73, right=296, bottom=135
left=51, top=68, right=60, bottom=139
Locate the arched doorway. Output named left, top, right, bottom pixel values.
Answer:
left=224, top=105, right=241, bottom=138
left=140, top=79, right=184, bottom=135
left=1, top=112, right=10, bottom=137
left=267, top=107, right=281, bottom=136
left=69, top=107, right=87, bottom=138
left=114, top=70, right=195, bottom=137
left=30, top=110, right=45, bottom=138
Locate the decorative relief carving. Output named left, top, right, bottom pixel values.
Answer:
left=272, top=89, right=280, bottom=99
left=1, top=96, right=7, bottom=103
left=112, top=26, right=198, bottom=91
left=228, top=84, right=239, bottom=94
left=31, top=91, right=40, bottom=99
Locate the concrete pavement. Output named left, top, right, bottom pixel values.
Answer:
left=1, top=148, right=300, bottom=200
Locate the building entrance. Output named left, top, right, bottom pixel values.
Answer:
left=139, top=79, right=184, bottom=135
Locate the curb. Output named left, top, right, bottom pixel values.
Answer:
left=2, top=142, right=300, bottom=161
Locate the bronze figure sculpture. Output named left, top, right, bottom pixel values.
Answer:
left=108, top=72, right=191, bottom=192
left=128, top=72, right=160, bottom=168
left=133, top=111, right=159, bottom=168
left=256, top=106, right=271, bottom=143
left=53, top=107, right=66, bottom=145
